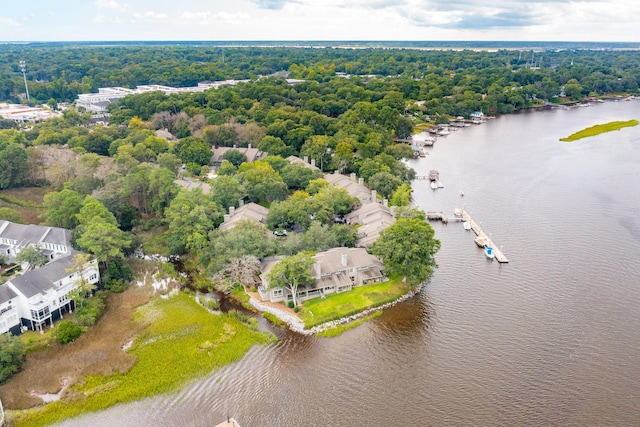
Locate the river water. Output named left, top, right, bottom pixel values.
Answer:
left=63, top=100, right=640, bottom=427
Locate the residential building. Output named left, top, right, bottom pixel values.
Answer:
left=324, top=171, right=376, bottom=205
left=219, top=202, right=269, bottom=231
left=286, top=155, right=320, bottom=171
left=258, top=247, right=386, bottom=304
left=0, top=221, right=100, bottom=335
left=211, top=145, right=267, bottom=167
left=345, top=202, right=396, bottom=249
left=174, top=178, right=212, bottom=195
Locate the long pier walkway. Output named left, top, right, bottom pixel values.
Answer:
left=461, top=209, right=509, bottom=263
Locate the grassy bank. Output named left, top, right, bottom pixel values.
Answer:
left=317, top=311, right=383, bottom=338
left=9, top=292, right=273, bottom=427
left=298, top=277, right=410, bottom=328
left=560, top=119, right=639, bottom=142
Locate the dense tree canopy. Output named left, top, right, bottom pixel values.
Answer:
left=371, top=217, right=440, bottom=285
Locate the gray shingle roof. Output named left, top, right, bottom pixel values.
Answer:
left=0, top=284, right=17, bottom=304
left=9, top=253, right=78, bottom=298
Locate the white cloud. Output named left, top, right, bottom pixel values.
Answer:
left=133, top=11, right=169, bottom=20
left=181, top=11, right=212, bottom=20
left=181, top=10, right=248, bottom=25
left=0, top=16, right=20, bottom=27
left=95, top=0, right=121, bottom=8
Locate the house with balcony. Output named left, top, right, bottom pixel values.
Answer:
left=0, top=221, right=100, bottom=334
left=258, top=247, right=386, bottom=305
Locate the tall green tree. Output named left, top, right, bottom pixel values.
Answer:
left=371, top=217, right=440, bottom=285
left=42, top=189, right=82, bottom=230
left=165, top=188, right=223, bottom=255
left=236, top=161, right=288, bottom=203
left=266, top=252, right=315, bottom=308
left=0, top=333, right=25, bottom=384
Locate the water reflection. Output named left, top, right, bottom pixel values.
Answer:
left=63, top=100, right=640, bottom=426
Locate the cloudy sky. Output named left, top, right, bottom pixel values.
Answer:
left=0, top=0, right=638, bottom=42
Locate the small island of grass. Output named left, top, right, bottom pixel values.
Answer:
left=560, top=120, right=639, bottom=142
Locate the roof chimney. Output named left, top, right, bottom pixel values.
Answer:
left=350, top=173, right=356, bottom=182
left=383, top=199, right=388, bottom=207
left=310, top=158, right=316, bottom=167
left=359, top=177, right=364, bottom=186
left=314, top=259, right=322, bottom=277
left=371, top=190, right=377, bottom=200
left=229, top=206, right=236, bottom=217
left=223, top=214, right=230, bottom=223
left=341, top=252, right=348, bottom=267
left=239, top=198, right=245, bottom=207
left=248, top=143, right=252, bottom=149
left=303, top=155, right=308, bottom=163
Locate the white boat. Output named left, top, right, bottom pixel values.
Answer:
left=430, top=181, right=438, bottom=190
left=485, top=246, right=495, bottom=260
left=454, top=208, right=463, bottom=218
left=463, top=221, right=471, bottom=231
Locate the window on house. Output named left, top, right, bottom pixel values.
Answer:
left=30, top=306, right=51, bottom=321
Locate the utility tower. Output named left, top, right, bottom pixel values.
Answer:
left=20, top=60, right=30, bottom=101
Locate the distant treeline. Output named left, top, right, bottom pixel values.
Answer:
left=0, top=45, right=639, bottom=107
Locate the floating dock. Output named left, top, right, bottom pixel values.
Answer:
left=461, top=209, right=509, bottom=263
left=426, top=211, right=448, bottom=223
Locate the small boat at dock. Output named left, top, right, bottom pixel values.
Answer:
left=485, top=246, right=495, bottom=260
left=474, top=236, right=486, bottom=247
left=463, top=221, right=471, bottom=231
left=430, top=181, right=438, bottom=190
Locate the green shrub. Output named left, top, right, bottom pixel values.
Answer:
left=197, top=296, right=220, bottom=311
left=104, top=278, right=127, bottom=293
left=55, top=320, right=83, bottom=344
left=288, top=301, right=294, bottom=309
left=74, top=294, right=106, bottom=327
left=0, top=333, right=25, bottom=383
left=263, top=312, right=283, bottom=326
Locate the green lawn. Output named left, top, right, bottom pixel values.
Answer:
left=298, top=277, right=410, bottom=328
left=11, top=292, right=273, bottom=427
left=560, top=119, right=639, bottom=142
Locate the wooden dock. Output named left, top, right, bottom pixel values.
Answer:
left=461, top=209, right=509, bottom=263
left=426, top=211, right=448, bottom=223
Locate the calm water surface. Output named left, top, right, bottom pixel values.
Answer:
left=64, top=100, right=640, bottom=427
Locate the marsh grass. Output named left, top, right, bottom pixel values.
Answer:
left=560, top=119, right=639, bottom=142
left=9, top=293, right=272, bottom=427
left=0, top=187, right=50, bottom=224
left=316, top=311, right=383, bottom=338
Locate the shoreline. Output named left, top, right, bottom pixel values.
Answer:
left=249, top=280, right=427, bottom=335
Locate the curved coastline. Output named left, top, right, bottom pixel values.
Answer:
left=250, top=280, right=428, bottom=335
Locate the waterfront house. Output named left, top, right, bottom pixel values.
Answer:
left=258, top=247, right=386, bottom=304
left=345, top=203, right=396, bottom=249
left=0, top=221, right=100, bottom=335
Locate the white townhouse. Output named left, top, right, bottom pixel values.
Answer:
left=0, top=221, right=100, bottom=335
